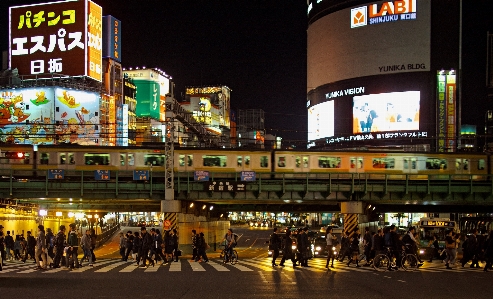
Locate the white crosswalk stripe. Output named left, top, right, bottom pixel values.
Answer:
left=1, top=258, right=491, bottom=274
left=168, top=260, right=182, bottom=271
left=187, top=259, right=206, bottom=271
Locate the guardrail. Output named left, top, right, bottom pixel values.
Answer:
left=0, top=170, right=491, bottom=200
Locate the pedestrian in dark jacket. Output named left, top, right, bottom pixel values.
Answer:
left=53, top=225, right=66, bottom=268
left=462, top=229, right=479, bottom=268
left=191, top=230, right=197, bottom=261
left=172, top=229, right=179, bottom=262
left=124, top=231, right=133, bottom=261
left=139, top=226, right=154, bottom=268
left=347, top=228, right=361, bottom=267
left=196, top=232, right=209, bottom=262
left=23, top=231, right=36, bottom=263
left=483, top=231, right=493, bottom=272
left=35, top=225, right=47, bottom=270
left=279, top=230, right=297, bottom=267
left=132, top=232, right=141, bottom=264
left=270, top=227, right=281, bottom=266
left=164, top=230, right=175, bottom=263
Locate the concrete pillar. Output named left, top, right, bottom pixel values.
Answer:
left=341, top=202, right=363, bottom=239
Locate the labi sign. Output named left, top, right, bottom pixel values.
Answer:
left=351, top=0, right=417, bottom=28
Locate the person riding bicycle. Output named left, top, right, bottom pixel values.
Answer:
left=221, top=228, right=236, bottom=262
left=384, top=225, right=401, bottom=270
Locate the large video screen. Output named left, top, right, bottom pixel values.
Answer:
left=352, top=91, right=420, bottom=134
left=308, top=100, right=334, bottom=141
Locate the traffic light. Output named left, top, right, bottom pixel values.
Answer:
left=4, top=152, right=25, bottom=159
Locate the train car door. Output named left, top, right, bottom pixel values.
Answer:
left=58, top=152, right=75, bottom=169
left=455, top=158, right=470, bottom=174
left=178, top=154, right=193, bottom=171
left=403, top=157, right=418, bottom=174
left=119, top=153, right=135, bottom=171
left=349, top=157, right=363, bottom=173
left=236, top=155, right=251, bottom=171
left=295, top=155, right=309, bottom=172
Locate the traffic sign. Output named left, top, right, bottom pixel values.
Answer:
left=48, top=169, right=64, bottom=180
left=241, top=171, right=256, bottom=181
left=164, top=220, right=171, bottom=228
left=133, top=170, right=149, bottom=180
left=206, top=181, right=247, bottom=192
left=94, top=170, right=110, bottom=181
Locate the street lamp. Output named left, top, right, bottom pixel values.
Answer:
left=94, top=214, right=100, bottom=235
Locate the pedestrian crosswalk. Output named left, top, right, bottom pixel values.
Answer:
left=0, top=258, right=490, bottom=274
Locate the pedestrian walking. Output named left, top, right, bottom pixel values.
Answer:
left=81, top=230, right=93, bottom=266
left=270, top=227, right=281, bottom=266
left=325, top=226, right=337, bottom=268
left=444, top=230, right=456, bottom=270
left=35, top=225, right=47, bottom=270
left=66, top=223, right=80, bottom=270
left=279, top=230, right=297, bottom=267
left=4, top=231, right=14, bottom=261
left=191, top=230, right=197, bottom=262
left=53, top=225, right=66, bottom=268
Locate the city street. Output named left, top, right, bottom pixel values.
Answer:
left=2, top=227, right=493, bottom=298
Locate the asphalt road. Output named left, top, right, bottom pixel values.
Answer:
left=2, top=226, right=493, bottom=299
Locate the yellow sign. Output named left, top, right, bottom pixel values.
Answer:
left=87, top=1, right=102, bottom=81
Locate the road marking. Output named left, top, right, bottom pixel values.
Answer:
left=93, top=261, right=128, bottom=272
left=144, top=263, right=160, bottom=272
left=384, top=276, right=392, bottom=278
left=397, top=280, right=406, bottom=283
left=169, top=261, right=182, bottom=271
left=259, top=271, right=268, bottom=283
left=119, top=263, right=140, bottom=272
left=237, top=259, right=275, bottom=271
left=188, top=259, right=206, bottom=271
left=70, top=259, right=119, bottom=273
left=208, top=260, right=230, bottom=271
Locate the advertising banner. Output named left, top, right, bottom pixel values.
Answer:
left=122, top=104, right=128, bottom=146
left=0, top=87, right=55, bottom=144
left=87, top=1, right=102, bottom=81
left=308, top=100, right=334, bottom=141
left=445, top=74, right=456, bottom=152
left=53, top=87, right=100, bottom=145
left=9, top=0, right=101, bottom=80
left=102, top=15, right=121, bottom=62
left=133, top=80, right=160, bottom=118
left=437, top=73, right=446, bottom=152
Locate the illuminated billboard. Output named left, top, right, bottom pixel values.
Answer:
left=53, top=87, right=100, bottom=145
left=124, top=69, right=170, bottom=120
left=102, top=15, right=121, bottom=62
left=307, top=0, right=430, bottom=92
left=9, top=0, right=102, bottom=81
left=185, top=85, right=231, bottom=128
left=0, top=86, right=100, bottom=144
left=352, top=91, right=420, bottom=133
left=308, top=100, right=334, bottom=141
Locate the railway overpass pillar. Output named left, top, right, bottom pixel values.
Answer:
left=161, top=199, right=181, bottom=231
left=341, top=202, right=364, bottom=239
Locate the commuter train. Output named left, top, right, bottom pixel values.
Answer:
left=0, top=144, right=490, bottom=180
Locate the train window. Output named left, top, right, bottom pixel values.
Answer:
left=187, top=155, right=193, bottom=166
left=40, top=153, right=49, bottom=165
left=372, top=158, right=395, bottom=169
left=85, top=153, right=110, bottom=165
left=295, top=156, right=300, bottom=168
left=350, top=157, right=363, bottom=169
left=145, top=154, right=165, bottom=166
left=60, top=153, right=66, bottom=164
left=303, top=156, right=309, bottom=168
left=245, top=156, right=250, bottom=166
left=278, top=157, right=286, bottom=168
left=68, top=153, right=74, bottom=164
left=60, top=153, right=74, bottom=165
left=179, top=155, right=185, bottom=167
left=120, top=154, right=125, bottom=166
left=237, top=156, right=243, bottom=167
left=260, top=156, right=268, bottom=168
left=202, top=155, right=227, bottom=167
left=128, top=154, right=135, bottom=166
left=318, top=157, right=341, bottom=168
left=478, top=159, right=485, bottom=170
left=426, top=158, right=447, bottom=170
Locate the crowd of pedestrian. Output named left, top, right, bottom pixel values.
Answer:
left=119, top=227, right=181, bottom=268
left=0, top=223, right=97, bottom=271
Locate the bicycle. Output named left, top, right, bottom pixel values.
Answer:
left=219, top=244, right=238, bottom=264
left=372, top=246, right=420, bottom=272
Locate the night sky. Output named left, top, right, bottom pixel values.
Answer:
left=0, top=0, right=491, bottom=145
